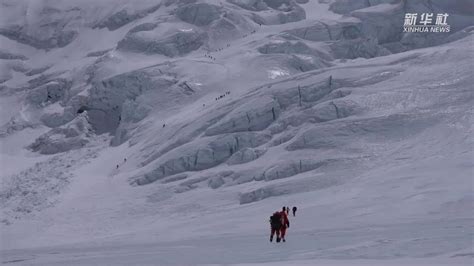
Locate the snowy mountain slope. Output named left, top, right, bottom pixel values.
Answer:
left=0, top=0, right=473, bottom=265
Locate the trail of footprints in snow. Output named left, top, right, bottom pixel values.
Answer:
left=204, top=28, right=259, bottom=61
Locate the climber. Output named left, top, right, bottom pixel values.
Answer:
left=292, top=206, right=297, bottom=217
left=279, top=206, right=290, bottom=242
left=269, top=211, right=282, bottom=243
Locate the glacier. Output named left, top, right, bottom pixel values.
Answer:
left=0, top=0, right=473, bottom=265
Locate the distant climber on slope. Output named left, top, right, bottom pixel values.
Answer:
left=269, top=211, right=282, bottom=243
left=292, top=206, right=297, bottom=217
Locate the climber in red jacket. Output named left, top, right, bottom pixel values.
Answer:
left=279, top=206, right=290, bottom=242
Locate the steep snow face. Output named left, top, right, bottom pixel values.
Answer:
left=0, top=0, right=473, bottom=264
left=117, top=23, right=208, bottom=57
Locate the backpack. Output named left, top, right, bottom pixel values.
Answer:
left=270, top=212, right=282, bottom=228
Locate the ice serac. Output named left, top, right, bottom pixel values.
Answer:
left=176, top=3, right=222, bottom=26
left=261, top=159, right=329, bottom=181
left=208, top=15, right=242, bottom=41
left=351, top=3, right=404, bottom=45
left=0, top=50, right=28, bottom=60
left=228, top=0, right=268, bottom=11
left=327, top=0, right=399, bottom=15
left=205, top=96, right=281, bottom=136
left=274, top=99, right=359, bottom=131
left=29, top=113, right=93, bottom=154
left=0, top=26, right=77, bottom=50
left=257, top=41, right=314, bottom=55
left=327, top=0, right=474, bottom=53
left=26, top=79, right=71, bottom=107
left=117, top=26, right=207, bottom=57
left=208, top=176, right=225, bottom=189
left=0, top=3, right=84, bottom=50
left=283, top=18, right=392, bottom=60
left=95, top=4, right=160, bottom=31
left=330, top=38, right=391, bottom=59
left=227, top=147, right=266, bottom=165
left=286, top=114, right=438, bottom=152
left=239, top=169, right=344, bottom=204
left=133, top=132, right=271, bottom=185
left=241, top=0, right=306, bottom=25
left=271, top=78, right=334, bottom=109
left=284, top=21, right=363, bottom=42
left=85, top=67, right=177, bottom=134
left=397, top=0, right=474, bottom=51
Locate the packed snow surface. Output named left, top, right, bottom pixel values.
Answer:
left=0, top=0, right=473, bottom=265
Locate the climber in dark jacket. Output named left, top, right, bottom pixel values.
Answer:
left=269, top=211, right=282, bottom=242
